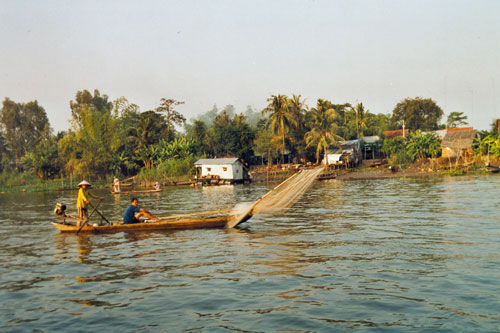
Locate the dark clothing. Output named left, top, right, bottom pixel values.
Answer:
left=123, top=205, right=141, bottom=224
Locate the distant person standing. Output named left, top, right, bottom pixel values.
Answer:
left=113, top=177, right=121, bottom=193
left=76, top=180, right=103, bottom=227
left=123, top=198, right=160, bottom=224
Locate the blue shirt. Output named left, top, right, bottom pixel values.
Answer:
left=123, top=205, right=141, bottom=224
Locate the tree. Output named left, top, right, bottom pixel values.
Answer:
left=190, top=119, right=208, bottom=155
left=254, top=128, right=280, bottom=165
left=207, top=110, right=234, bottom=157
left=288, top=94, right=308, bottom=162
left=243, top=105, right=262, bottom=128
left=22, top=100, right=51, bottom=152
left=381, top=136, right=407, bottom=166
left=263, top=94, right=296, bottom=163
left=205, top=110, right=255, bottom=161
left=0, top=98, right=24, bottom=164
left=113, top=97, right=142, bottom=176
left=365, top=113, right=391, bottom=137
left=232, top=113, right=255, bottom=161
left=405, top=130, right=441, bottom=161
left=155, top=98, right=186, bottom=141
left=61, top=90, right=121, bottom=178
left=305, top=99, right=343, bottom=164
left=391, top=97, right=444, bottom=131
left=0, top=98, right=51, bottom=167
left=352, top=102, right=368, bottom=138
left=447, top=112, right=468, bottom=128
left=0, top=134, right=10, bottom=172
left=196, top=104, right=219, bottom=127
left=70, top=89, right=112, bottom=129
left=22, top=135, right=60, bottom=179
left=137, top=111, right=166, bottom=148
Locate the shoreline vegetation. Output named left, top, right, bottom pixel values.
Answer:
left=1, top=89, right=499, bottom=193
left=1, top=156, right=497, bottom=193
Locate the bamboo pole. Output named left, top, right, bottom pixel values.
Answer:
left=158, top=209, right=232, bottom=221
left=225, top=170, right=303, bottom=228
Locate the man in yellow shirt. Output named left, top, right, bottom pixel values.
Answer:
left=77, top=180, right=103, bottom=227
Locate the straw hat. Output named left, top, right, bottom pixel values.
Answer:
left=78, top=180, right=92, bottom=187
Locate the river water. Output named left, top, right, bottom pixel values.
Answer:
left=0, top=176, right=499, bottom=332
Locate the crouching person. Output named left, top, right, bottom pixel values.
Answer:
left=123, top=198, right=160, bottom=224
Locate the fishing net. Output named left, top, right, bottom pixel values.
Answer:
left=227, top=168, right=324, bottom=228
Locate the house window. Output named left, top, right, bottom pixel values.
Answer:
left=206, top=167, right=211, bottom=172
left=223, top=167, right=227, bottom=171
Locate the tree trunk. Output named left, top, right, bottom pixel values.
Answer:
left=282, top=133, right=285, bottom=164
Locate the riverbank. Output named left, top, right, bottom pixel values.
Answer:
left=335, top=168, right=438, bottom=181
left=1, top=158, right=497, bottom=193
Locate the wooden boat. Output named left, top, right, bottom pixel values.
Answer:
left=485, top=164, right=500, bottom=173
left=52, top=209, right=242, bottom=234
left=111, top=189, right=161, bottom=194
left=318, top=170, right=336, bottom=180
left=52, top=168, right=323, bottom=234
left=110, top=183, right=133, bottom=188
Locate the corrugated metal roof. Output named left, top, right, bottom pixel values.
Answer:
left=362, top=136, right=380, bottom=144
left=194, top=158, right=240, bottom=165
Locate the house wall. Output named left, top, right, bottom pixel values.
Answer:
left=323, top=154, right=342, bottom=165
left=200, top=163, right=244, bottom=180
left=441, top=147, right=474, bottom=158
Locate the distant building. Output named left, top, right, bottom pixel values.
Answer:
left=361, top=136, right=383, bottom=160
left=440, top=127, right=477, bottom=158
left=323, top=140, right=362, bottom=167
left=384, top=129, right=408, bottom=139
left=194, top=158, right=251, bottom=184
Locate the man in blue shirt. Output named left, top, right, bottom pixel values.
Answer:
left=123, top=198, right=160, bottom=224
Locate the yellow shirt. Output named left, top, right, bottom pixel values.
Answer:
left=76, top=188, right=99, bottom=208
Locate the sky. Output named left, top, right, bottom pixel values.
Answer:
left=1, top=0, right=499, bottom=132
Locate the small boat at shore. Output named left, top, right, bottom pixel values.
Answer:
left=485, top=164, right=500, bottom=173
left=111, top=189, right=161, bottom=194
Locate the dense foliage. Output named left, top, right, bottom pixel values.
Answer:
left=382, top=131, right=441, bottom=166
left=391, top=97, right=444, bottom=131
left=1, top=89, right=495, bottom=184
left=474, top=134, right=500, bottom=157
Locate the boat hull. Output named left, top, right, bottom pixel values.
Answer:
left=52, top=215, right=230, bottom=233
left=111, top=189, right=161, bottom=194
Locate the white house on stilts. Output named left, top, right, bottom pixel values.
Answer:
left=194, top=158, right=251, bottom=185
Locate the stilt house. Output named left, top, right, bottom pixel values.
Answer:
left=440, top=127, right=476, bottom=158
left=194, top=158, right=251, bottom=184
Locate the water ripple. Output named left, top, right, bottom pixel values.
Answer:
left=0, top=176, right=499, bottom=331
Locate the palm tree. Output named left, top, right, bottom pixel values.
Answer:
left=353, top=102, right=368, bottom=139
left=263, top=94, right=296, bottom=163
left=288, top=94, right=307, bottom=128
left=288, top=94, right=308, bottom=162
left=305, top=99, right=343, bottom=165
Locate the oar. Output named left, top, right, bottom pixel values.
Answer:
left=89, top=201, right=111, bottom=225
left=76, top=199, right=102, bottom=235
